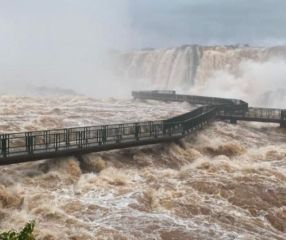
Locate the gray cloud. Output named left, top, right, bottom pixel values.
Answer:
left=129, top=0, right=286, bottom=47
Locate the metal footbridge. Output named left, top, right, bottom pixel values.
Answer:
left=0, top=90, right=285, bottom=165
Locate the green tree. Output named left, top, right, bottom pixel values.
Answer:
left=0, top=221, right=35, bottom=240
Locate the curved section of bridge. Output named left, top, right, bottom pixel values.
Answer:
left=0, top=90, right=285, bottom=165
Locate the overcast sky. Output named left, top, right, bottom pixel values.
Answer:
left=129, top=0, right=286, bottom=48
left=0, top=0, right=285, bottom=95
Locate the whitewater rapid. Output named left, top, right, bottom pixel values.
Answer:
left=0, top=95, right=285, bottom=240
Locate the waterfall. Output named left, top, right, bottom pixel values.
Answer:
left=117, top=45, right=286, bottom=91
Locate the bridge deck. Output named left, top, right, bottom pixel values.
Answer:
left=133, top=91, right=286, bottom=125
left=0, top=105, right=216, bottom=165
left=218, top=107, right=284, bottom=123
left=0, top=90, right=285, bottom=165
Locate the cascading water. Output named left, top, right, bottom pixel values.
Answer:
left=1, top=46, right=286, bottom=240
left=118, top=45, right=286, bottom=92
left=119, top=45, right=203, bottom=89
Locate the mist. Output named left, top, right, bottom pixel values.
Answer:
left=1, top=1, right=286, bottom=98
left=0, top=0, right=134, bottom=97
left=192, top=58, right=286, bottom=108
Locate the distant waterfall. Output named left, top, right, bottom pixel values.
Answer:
left=117, top=45, right=286, bottom=91
left=118, top=45, right=203, bottom=89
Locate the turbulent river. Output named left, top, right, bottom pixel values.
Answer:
left=0, top=95, right=285, bottom=239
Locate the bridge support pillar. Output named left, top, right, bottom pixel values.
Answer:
left=280, top=121, right=286, bottom=128
left=230, top=119, right=237, bottom=124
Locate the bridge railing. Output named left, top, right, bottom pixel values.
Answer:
left=183, top=106, right=217, bottom=131
left=132, top=91, right=249, bottom=115
left=0, top=120, right=186, bottom=159
left=0, top=90, right=285, bottom=164
left=218, top=107, right=283, bottom=120
left=0, top=101, right=219, bottom=160
left=164, top=106, right=204, bottom=123
left=132, top=90, right=285, bottom=123
left=132, top=90, right=247, bottom=106
left=246, top=107, right=282, bottom=119
left=282, top=110, right=286, bottom=120
left=163, top=105, right=218, bottom=134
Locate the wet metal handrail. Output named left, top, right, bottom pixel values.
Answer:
left=0, top=90, right=285, bottom=165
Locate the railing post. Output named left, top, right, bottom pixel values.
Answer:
left=153, top=124, right=157, bottom=138
left=135, top=123, right=140, bottom=140
left=162, top=121, right=166, bottom=135
left=102, top=126, right=107, bottom=144
left=65, top=129, right=69, bottom=149
left=97, top=129, right=101, bottom=145
left=44, top=130, right=49, bottom=150
left=30, top=136, right=34, bottom=153
left=182, top=122, right=186, bottom=136
left=116, top=129, right=121, bottom=143
left=1, top=135, right=7, bottom=158
left=280, top=110, right=286, bottom=128
left=25, top=132, right=34, bottom=154
left=55, top=133, right=59, bottom=151
left=78, top=131, right=82, bottom=148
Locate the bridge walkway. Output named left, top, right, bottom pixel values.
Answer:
left=0, top=105, right=216, bottom=165
left=218, top=107, right=286, bottom=126
left=133, top=90, right=286, bottom=127
left=0, top=90, right=285, bottom=165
